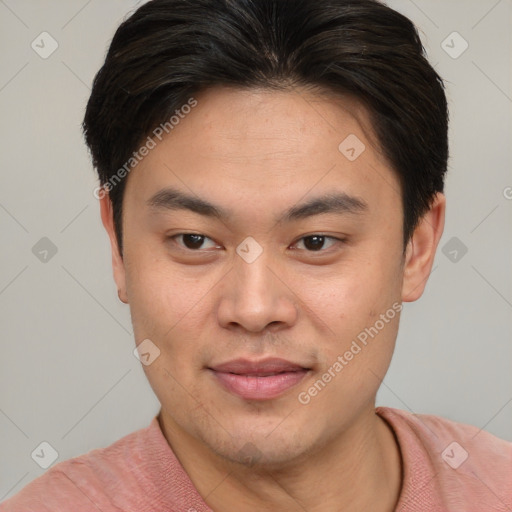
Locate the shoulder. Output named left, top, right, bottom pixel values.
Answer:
left=378, top=406, right=512, bottom=463
left=377, top=407, right=512, bottom=510
left=0, top=465, right=114, bottom=512
left=0, top=419, right=158, bottom=512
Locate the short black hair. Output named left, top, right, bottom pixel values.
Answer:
left=83, top=0, right=448, bottom=257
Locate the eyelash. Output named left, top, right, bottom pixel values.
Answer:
left=168, top=233, right=344, bottom=253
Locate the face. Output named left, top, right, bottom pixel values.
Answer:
left=101, top=86, right=435, bottom=468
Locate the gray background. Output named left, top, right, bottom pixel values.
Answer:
left=1, top=0, right=511, bottom=501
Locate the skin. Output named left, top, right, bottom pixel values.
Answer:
left=100, top=85, right=445, bottom=511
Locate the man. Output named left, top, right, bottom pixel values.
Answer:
left=2, top=0, right=510, bottom=510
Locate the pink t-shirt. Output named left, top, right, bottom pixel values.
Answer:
left=1, top=407, right=510, bottom=511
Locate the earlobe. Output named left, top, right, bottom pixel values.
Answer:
left=99, top=192, right=129, bottom=304
left=118, top=288, right=128, bottom=304
left=401, top=193, right=446, bottom=302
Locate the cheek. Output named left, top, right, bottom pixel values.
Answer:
left=125, top=262, right=210, bottom=395
left=124, top=254, right=202, bottom=342
left=302, top=256, right=399, bottom=319
left=297, top=253, right=402, bottom=365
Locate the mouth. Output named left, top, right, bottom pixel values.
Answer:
left=208, top=358, right=311, bottom=401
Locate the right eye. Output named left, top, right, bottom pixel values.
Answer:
left=168, top=233, right=220, bottom=251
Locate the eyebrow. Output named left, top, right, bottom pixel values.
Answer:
left=146, top=187, right=368, bottom=224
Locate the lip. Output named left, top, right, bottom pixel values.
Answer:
left=208, top=358, right=310, bottom=400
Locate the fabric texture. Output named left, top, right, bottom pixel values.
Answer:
left=1, top=407, right=510, bottom=511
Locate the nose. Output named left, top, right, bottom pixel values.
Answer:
left=216, top=247, right=298, bottom=334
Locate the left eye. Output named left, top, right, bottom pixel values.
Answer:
left=292, top=235, right=340, bottom=252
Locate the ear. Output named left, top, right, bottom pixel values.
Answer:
left=99, top=192, right=128, bottom=304
left=402, top=193, right=446, bottom=302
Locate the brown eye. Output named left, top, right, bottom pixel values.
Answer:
left=171, top=233, right=219, bottom=251
left=293, top=235, right=340, bottom=252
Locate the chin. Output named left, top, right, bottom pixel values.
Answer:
left=197, top=419, right=316, bottom=469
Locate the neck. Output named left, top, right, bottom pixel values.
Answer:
left=159, top=406, right=403, bottom=512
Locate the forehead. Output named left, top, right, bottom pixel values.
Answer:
left=124, top=85, right=398, bottom=217
left=175, top=86, right=380, bottom=162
